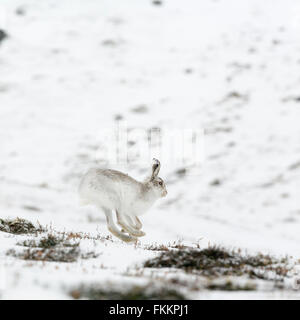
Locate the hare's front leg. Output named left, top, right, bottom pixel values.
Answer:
left=102, top=208, right=137, bottom=242
left=127, top=215, right=144, bottom=233
left=134, top=216, right=142, bottom=230
left=116, top=211, right=145, bottom=237
left=127, top=215, right=143, bottom=230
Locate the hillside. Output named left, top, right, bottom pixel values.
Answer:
left=0, top=0, right=300, bottom=299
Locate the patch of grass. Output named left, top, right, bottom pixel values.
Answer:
left=70, top=284, right=186, bottom=300
left=22, top=205, right=42, bottom=212
left=7, top=247, right=80, bottom=263
left=131, top=104, right=148, bottom=114
left=7, top=240, right=98, bottom=263
left=0, top=29, right=8, bottom=43
left=144, top=243, right=169, bottom=252
left=206, top=280, right=256, bottom=291
left=144, top=240, right=189, bottom=252
left=168, top=240, right=189, bottom=250
left=0, top=218, right=45, bottom=235
left=175, top=168, right=187, bottom=177
left=144, top=245, right=290, bottom=280
left=56, top=231, right=111, bottom=242
left=18, top=234, right=79, bottom=249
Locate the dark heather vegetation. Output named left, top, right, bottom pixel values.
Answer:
left=8, top=233, right=98, bottom=263
left=144, top=245, right=290, bottom=281
left=206, top=280, right=256, bottom=291
left=70, top=284, right=186, bottom=300
left=7, top=247, right=81, bottom=263
left=7, top=246, right=98, bottom=263
left=17, top=233, right=80, bottom=249
left=0, top=218, right=45, bottom=235
left=0, top=29, right=8, bottom=44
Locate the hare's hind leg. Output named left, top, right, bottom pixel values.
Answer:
left=116, top=212, right=145, bottom=237
left=102, top=208, right=137, bottom=243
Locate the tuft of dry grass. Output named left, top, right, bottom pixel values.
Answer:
left=206, top=280, right=257, bottom=291
left=144, top=240, right=189, bottom=252
left=0, top=218, right=45, bottom=235
left=7, top=246, right=99, bottom=263
left=18, top=233, right=80, bottom=249
left=7, top=247, right=80, bottom=263
left=144, top=243, right=170, bottom=252
left=55, top=230, right=111, bottom=242
left=70, top=283, right=186, bottom=300
left=8, top=232, right=99, bottom=263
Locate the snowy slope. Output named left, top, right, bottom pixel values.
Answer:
left=0, top=0, right=300, bottom=299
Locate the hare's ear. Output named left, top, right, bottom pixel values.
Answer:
left=150, top=158, right=161, bottom=181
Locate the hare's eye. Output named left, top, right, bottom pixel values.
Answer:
left=159, top=181, right=163, bottom=186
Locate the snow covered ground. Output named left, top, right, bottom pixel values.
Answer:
left=0, top=0, right=300, bottom=299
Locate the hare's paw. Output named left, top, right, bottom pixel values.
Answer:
left=114, top=232, right=137, bottom=243
left=135, top=230, right=146, bottom=237
left=122, top=234, right=138, bottom=243
left=126, top=229, right=145, bottom=237
left=118, top=220, right=144, bottom=237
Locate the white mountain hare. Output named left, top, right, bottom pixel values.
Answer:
left=78, top=159, right=167, bottom=242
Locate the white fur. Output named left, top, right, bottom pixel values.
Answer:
left=78, top=159, right=167, bottom=242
